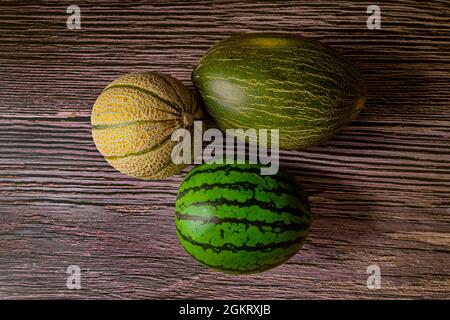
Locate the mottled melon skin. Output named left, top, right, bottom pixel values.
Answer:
left=192, top=33, right=366, bottom=150
left=91, top=72, right=203, bottom=180
left=175, top=162, right=311, bottom=274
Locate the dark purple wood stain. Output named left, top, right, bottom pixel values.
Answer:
left=0, top=0, right=449, bottom=299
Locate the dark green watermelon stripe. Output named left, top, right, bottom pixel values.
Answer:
left=177, top=182, right=302, bottom=202
left=183, top=163, right=262, bottom=176
left=177, top=202, right=309, bottom=225
left=177, top=234, right=299, bottom=274
left=176, top=225, right=305, bottom=253
left=175, top=200, right=310, bottom=223
left=177, top=186, right=304, bottom=213
left=177, top=200, right=309, bottom=220
left=177, top=187, right=305, bottom=215
left=182, top=166, right=294, bottom=187
left=182, top=165, right=263, bottom=182
left=175, top=211, right=309, bottom=232
left=178, top=219, right=305, bottom=245
left=105, top=84, right=182, bottom=115
left=92, top=119, right=177, bottom=130
left=105, top=134, right=172, bottom=160
left=179, top=175, right=308, bottom=214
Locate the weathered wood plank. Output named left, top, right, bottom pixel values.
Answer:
left=0, top=0, right=449, bottom=299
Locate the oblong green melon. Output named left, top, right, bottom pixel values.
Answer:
left=192, top=33, right=366, bottom=150
left=175, top=162, right=311, bottom=274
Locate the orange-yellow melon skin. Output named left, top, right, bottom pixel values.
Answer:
left=91, top=72, right=203, bottom=180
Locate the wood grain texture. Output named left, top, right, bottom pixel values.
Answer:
left=0, top=0, right=449, bottom=299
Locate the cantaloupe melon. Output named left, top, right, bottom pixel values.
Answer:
left=91, top=72, right=204, bottom=180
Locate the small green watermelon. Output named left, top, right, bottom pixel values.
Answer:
left=175, top=162, right=311, bottom=274
left=192, top=33, right=366, bottom=150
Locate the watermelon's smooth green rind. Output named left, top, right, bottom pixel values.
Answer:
left=192, top=33, right=366, bottom=150
left=174, top=162, right=311, bottom=274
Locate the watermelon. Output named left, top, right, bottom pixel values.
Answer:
left=175, top=162, right=311, bottom=274
left=192, top=33, right=366, bottom=150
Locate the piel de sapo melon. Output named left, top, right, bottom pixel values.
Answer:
left=192, top=33, right=366, bottom=150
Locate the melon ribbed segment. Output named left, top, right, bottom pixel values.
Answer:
left=91, top=72, right=202, bottom=180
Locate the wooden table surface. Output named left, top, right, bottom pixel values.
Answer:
left=1, top=0, right=449, bottom=299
